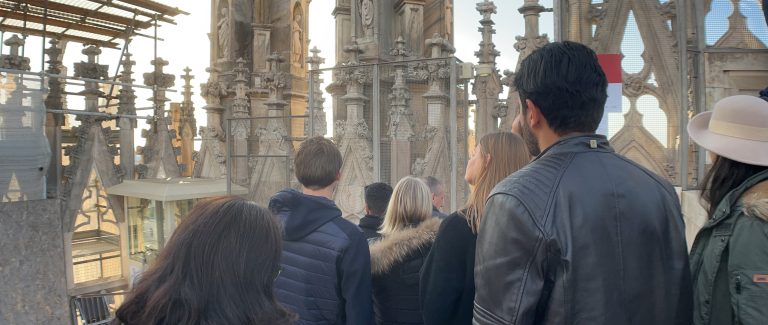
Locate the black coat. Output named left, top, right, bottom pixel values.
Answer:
left=419, top=211, right=476, bottom=325
left=474, top=135, right=692, bottom=324
left=269, top=189, right=374, bottom=325
left=369, top=218, right=441, bottom=325
left=358, top=214, right=383, bottom=241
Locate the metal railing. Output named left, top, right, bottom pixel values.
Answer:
left=69, top=291, right=127, bottom=325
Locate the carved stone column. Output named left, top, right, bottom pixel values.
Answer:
left=194, top=67, right=228, bottom=178
left=413, top=34, right=453, bottom=204
left=501, top=0, right=550, bottom=130
left=250, top=53, right=292, bottom=205
left=138, top=58, right=180, bottom=179
left=305, top=47, right=327, bottom=137
left=230, top=58, right=252, bottom=184
left=334, top=41, right=374, bottom=221
left=178, top=67, right=197, bottom=176
left=472, top=0, right=502, bottom=138
left=388, top=36, right=415, bottom=184
left=44, top=38, right=65, bottom=197
left=117, top=52, right=137, bottom=179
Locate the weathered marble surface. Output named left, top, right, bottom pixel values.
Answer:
left=0, top=199, right=69, bottom=325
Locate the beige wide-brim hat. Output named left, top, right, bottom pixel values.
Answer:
left=688, top=95, right=768, bottom=167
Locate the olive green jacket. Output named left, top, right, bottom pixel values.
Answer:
left=690, top=170, right=768, bottom=325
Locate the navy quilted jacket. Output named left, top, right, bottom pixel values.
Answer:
left=269, top=189, right=374, bottom=325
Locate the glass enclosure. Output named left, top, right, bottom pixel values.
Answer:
left=126, top=197, right=199, bottom=264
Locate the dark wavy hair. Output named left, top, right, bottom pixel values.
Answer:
left=113, top=196, right=295, bottom=325
left=515, top=41, right=608, bottom=134
left=701, top=156, right=768, bottom=218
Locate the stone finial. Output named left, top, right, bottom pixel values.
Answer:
left=477, top=0, right=498, bottom=21
left=0, top=34, right=31, bottom=71
left=143, top=57, right=175, bottom=89
left=44, top=38, right=62, bottom=66
left=182, top=67, right=195, bottom=100
left=266, top=52, right=285, bottom=72
left=475, top=0, right=500, bottom=64
left=82, top=46, right=102, bottom=64
left=390, top=36, right=411, bottom=60
left=120, top=53, right=136, bottom=77
left=343, top=41, right=364, bottom=65
left=4, top=34, right=25, bottom=57
left=233, top=58, right=249, bottom=81
left=307, top=46, right=325, bottom=70
left=74, top=46, right=108, bottom=80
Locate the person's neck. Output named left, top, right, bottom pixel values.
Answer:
left=538, top=131, right=589, bottom=153
left=303, top=186, right=334, bottom=200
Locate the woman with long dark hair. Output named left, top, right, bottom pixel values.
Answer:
left=113, top=196, right=295, bottom=325
left=688, top=95, right=768, bottom=325
left=420, top=132, right=529, bottom=325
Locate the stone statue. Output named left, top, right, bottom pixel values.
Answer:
left=217, top=8, right=231, bottom=59
left=291, top=11, right=304, bottom=67
left=361, top=0, right=374, bottom=37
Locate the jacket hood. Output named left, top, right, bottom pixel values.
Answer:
left=369, top=218, right=441, bottom=275
left=742, top=180, right=768, bottom=222
left=359, top=215, right=384, bottom=230
left=269, top=188, right=342, bottom=241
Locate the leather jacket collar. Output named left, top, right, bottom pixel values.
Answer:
left=534, top=134, right=614, bottom=162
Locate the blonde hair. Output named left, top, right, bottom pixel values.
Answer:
left=465, top=132, right=529, bottom=234
left=381, top=176, right=432, bottom=234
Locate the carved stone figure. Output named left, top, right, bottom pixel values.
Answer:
left=361, top=0, right=374, bottom=37
left=291, top=11, right=304, bottom=67
left=218, top=8, right=231, bottom=59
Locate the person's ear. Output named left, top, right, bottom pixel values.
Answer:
left=525, top=99, right=544, bottom=129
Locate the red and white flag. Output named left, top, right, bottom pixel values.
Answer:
left=596, top=54, right=623, bottom=136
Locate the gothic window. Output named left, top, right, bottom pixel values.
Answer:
left=621, top=11, right=644, bottom=74
left=71, top=168, right=122, bottom=285
left=636, top=94, right=667, bottom=146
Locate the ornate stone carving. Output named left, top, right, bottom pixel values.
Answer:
left=361, top=0, right=374, bottom=37
left=140, top=58, right=181, bottom=179
left=588, top=3, right=607, bottom=25
left=333, top=40, right=374, bottom=220
left=305, top=47, right=327, bottom=137
left=250, top=53, right=293, bottom=204
left=218, top=8, right=231, bottom=59
left=0, top=35, right=30, bottom=71
left=74, top=46, right=108, bottom=82
left=656, top=0, right=676, bottom=21
left=44, top=38, right=64, bottom=126
left=291, top=10, right=305, bottom=67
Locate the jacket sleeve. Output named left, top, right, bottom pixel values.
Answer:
left=473, top=193, right=549, bottom=325
left=420, top=217, right=472, bottom=325
left=339, top=232, right=375, bottom=325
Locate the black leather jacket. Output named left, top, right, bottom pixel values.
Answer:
left=473, top=135, right=692, bottom=325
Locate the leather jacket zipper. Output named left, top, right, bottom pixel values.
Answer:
left=735, top=275, right=742, bottom=294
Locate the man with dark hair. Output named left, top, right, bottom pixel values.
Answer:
left=359, top=182, right=393, bottom=241
left=422, top=176, right=448, bottom=218
left=269, top=136, right=374, bottom=325
left=474, top=42, right=692, bottom=325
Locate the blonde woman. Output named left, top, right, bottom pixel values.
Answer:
left=420, top=132, right=529, bottom=325
left=370, top=176, right=441, bottom=325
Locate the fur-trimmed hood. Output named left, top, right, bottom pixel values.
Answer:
left=369, top=218, right=441, bottom=275
left=742, top=180, right=768, bottom=221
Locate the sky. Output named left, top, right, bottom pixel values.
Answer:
left=3, top=0, right=767, bottom=150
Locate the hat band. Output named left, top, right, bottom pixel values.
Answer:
left=709, top=119, right=768, bottom=141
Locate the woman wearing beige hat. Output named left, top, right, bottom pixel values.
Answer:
left=688, top=95, right=768, bottom=325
